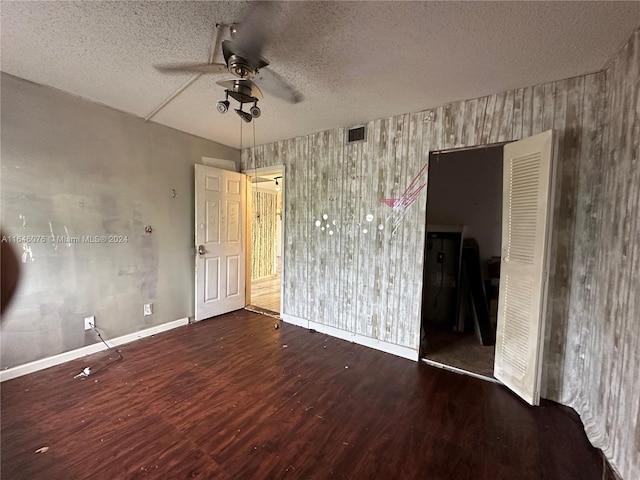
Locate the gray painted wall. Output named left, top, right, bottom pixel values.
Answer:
left=0, top=73, right=239, bottom=368
left=241, top=29, right=639, bottom=480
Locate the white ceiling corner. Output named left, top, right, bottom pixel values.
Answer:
left=2, top=1, right=639, bottom=150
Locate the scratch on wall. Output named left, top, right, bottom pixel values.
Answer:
left=63, top=226, right=72, bottom=247
left=379, top=162, right=429, bottom=234
left=49, top=221, right=58, bottom=250
left=21, top=244, right=34, bottom=263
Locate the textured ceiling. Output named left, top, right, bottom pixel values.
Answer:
left=2, top=1, right=640, bottom=149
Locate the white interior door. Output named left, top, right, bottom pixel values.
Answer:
left=195, top=164, right=246, bottom=321
left=494, top=130, right=554, bottom=405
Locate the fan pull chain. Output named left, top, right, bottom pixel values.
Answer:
left=252, top=118, right=260, bottom=222
left=239, top=115, right=243, bottom=153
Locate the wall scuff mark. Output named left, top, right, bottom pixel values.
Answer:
left=63, top=226, right=72, bottom=247
left=21, top=244, right=34, bottom=263
left=48, top=221, right=58, bottom=250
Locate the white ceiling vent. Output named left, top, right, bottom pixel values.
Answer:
left=347, top=125, right=366, bottom=144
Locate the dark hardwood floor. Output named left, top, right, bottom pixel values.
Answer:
left=2, top=310, right=605, bottom=479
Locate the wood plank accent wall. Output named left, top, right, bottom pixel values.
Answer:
left=243, top=72, right=606, bottom=355
left=243, top=28, right=639, bottom=480
left=574, top=29, right=639, bottom=480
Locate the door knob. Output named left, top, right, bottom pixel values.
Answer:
left=198, top=245, right=205, bottom=255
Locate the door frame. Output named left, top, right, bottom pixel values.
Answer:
left=241, top=164, right=286, bottom=314
left=420, top=142, right=507, bottom=379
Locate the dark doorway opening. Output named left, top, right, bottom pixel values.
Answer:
left=420, top=145, right=504, bottom=379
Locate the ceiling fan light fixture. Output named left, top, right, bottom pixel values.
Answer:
left=235, top=108, right=253, bottom=123
left=216, top=100, right=230, bottom=114
left=157, top=4, right=303, bottom=127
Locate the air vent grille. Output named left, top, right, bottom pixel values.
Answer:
left=347, top=125, right=366, bottom=143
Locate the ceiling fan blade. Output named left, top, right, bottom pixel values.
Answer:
left=254, top=67, right=303, bottom=104
left=232, top=2, right=274, bottom=61
left=155, top=62, right=228, bottom=74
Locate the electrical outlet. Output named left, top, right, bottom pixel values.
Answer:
left=143, top=303, right=153, bottom=316
left=84, top=316, right=95, bottom=330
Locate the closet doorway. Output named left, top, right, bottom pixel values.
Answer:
left=421, top=146, right=503, bottom=379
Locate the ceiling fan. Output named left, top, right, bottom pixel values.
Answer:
left=155, top=4, right=302, bottom=123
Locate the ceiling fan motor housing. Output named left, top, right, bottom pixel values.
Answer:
left=227, top=54, right=255, bottom=79
left=227, top=80, right=259, bottom=104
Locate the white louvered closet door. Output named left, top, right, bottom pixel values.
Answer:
left=494, top=130, right=554, bottom=406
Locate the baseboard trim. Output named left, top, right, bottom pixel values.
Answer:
left=281, top=313, right=419, bottom=361
left=601, top=450, right=623, bottom=480
left=0, top=317, right=190, bottom=382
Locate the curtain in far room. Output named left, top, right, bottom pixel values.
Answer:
left=251, top=190, right=277, bottom=280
